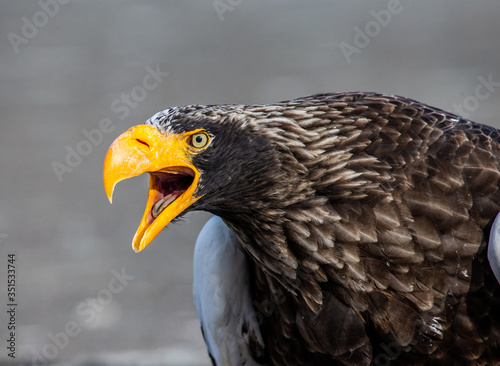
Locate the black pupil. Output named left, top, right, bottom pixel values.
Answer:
left=195, top=135, right=203, bottom=144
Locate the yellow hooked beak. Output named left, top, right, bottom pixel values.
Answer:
left=103, top=125, right=203, bottom=252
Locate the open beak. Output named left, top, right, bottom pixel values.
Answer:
left=103, top=125, right=200, bottom=252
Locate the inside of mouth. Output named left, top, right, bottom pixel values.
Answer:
left=150, top=170, right=195, bottom=221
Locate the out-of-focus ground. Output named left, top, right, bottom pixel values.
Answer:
left=0, top=1, right=499, bottom=365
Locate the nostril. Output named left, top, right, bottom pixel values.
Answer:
left=136, top=139, right=150, bottom=148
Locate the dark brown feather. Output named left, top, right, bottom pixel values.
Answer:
left=150, top=92, right=500, bottom=365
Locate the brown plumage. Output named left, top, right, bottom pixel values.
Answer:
left=203, top=92, right=500, bottom=365
left=110, top=92, right=500, bottom=365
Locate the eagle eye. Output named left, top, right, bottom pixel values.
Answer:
left=189, top=131, right=210, bottom=149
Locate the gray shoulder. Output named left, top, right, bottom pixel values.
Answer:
left=193, top=216, right=268, bottom=365
left=488, top=212, right=500, bottom=283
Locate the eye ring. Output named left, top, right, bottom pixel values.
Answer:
left=189, top=131, right=210, bottom=149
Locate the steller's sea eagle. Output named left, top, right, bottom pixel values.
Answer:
left=103, top=92, right=500, bottom=365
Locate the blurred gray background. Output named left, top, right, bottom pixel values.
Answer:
left=0, top=1, right=499, bottom=365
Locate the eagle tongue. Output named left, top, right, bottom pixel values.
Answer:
left=152, top=193, right=177, bottom=219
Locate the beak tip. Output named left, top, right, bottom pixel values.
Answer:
left=104, top=182, right=116, bottom=204
left=132, top=241, right=143, bottom=253
left=132, top=233, right=143, bottom=253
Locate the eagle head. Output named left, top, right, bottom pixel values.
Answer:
left=103, top=104, right=298, bottom=252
